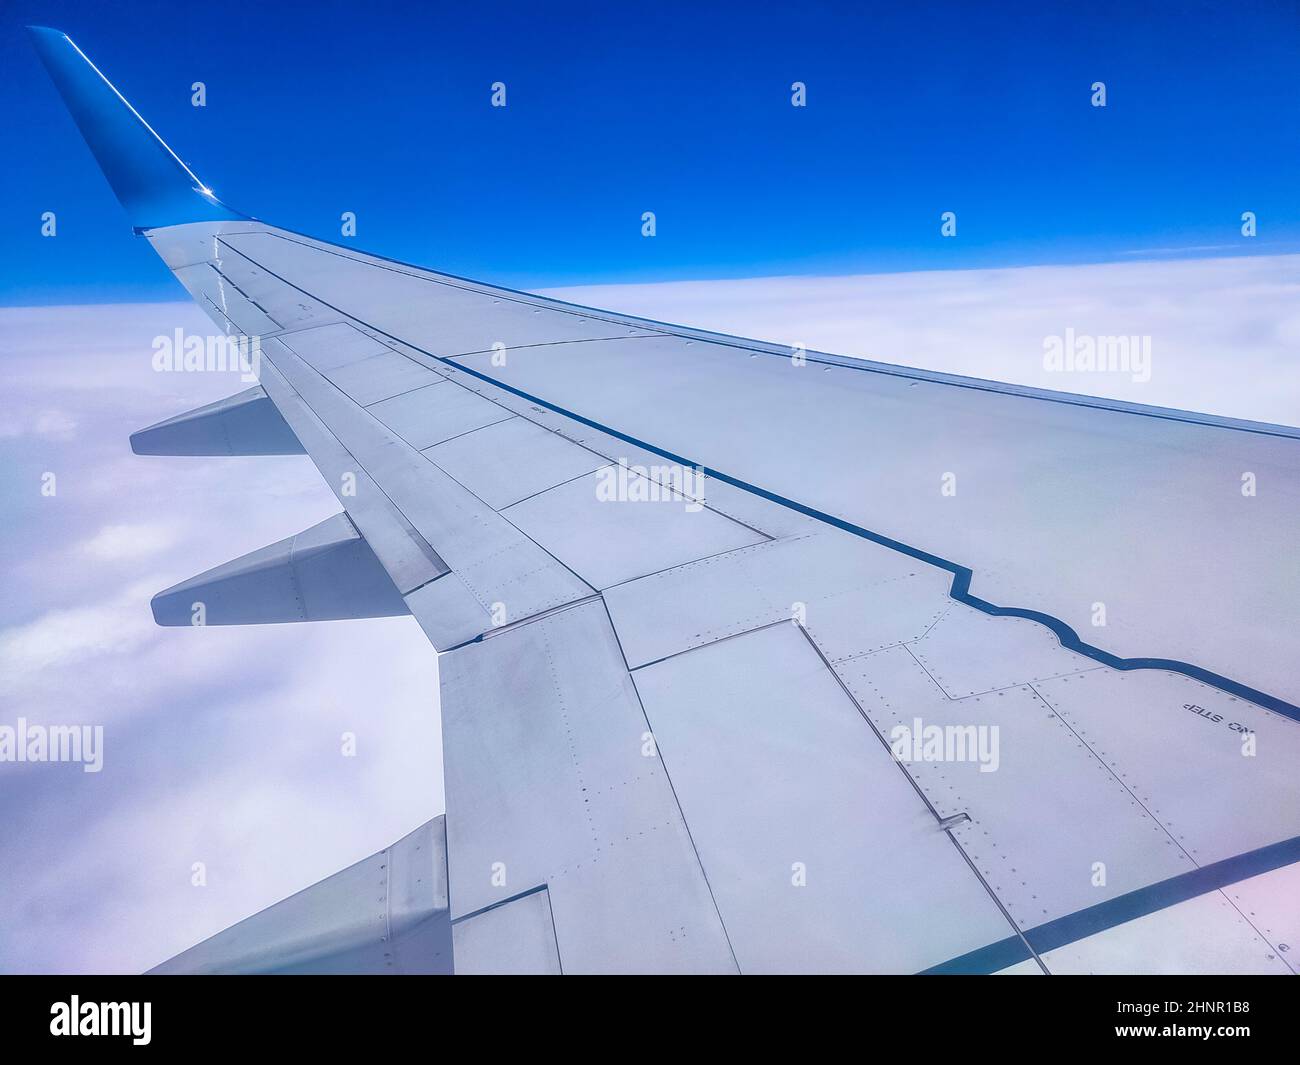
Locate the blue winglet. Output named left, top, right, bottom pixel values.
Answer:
left=28, top=26, right=246, bottom=231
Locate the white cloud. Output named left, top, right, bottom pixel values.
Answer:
left=542, top=253, right=1300, bottom=427
left=79, top=522, right=178, bottom=562
left=0, top=304, right=441, bottom=974
left=0, top=581, right=158, bottom=679
left=0, top=408, right=78, bottom=441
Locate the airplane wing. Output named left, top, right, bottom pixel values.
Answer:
left=31, top=26, right=1300, bottom=975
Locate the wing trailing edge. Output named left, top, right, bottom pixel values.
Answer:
left=151, top=512, right=409, bottom=626
left=149, top=818, right=452, bottom=974
left=130, top=385, right=305, bottom=456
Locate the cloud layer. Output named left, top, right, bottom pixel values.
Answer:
left=544, top=253, right=1300, bottom=428
left=0, top=303, right=440, bottom=974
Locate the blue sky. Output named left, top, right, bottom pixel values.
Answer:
left=5, top=0, right=1299, bottom=304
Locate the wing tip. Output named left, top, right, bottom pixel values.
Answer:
left=28, top=25, right=245, bottom=230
